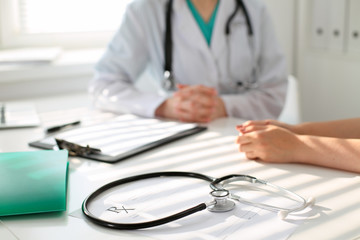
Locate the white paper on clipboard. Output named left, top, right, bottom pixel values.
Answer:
left=29, top=114, right=207, bottom=163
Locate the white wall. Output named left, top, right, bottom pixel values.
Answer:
left=267, top=0, right=360, bottom=122
left=264, top=0, right=296, bottom=75
left=296, top=0, right=360, bottom=122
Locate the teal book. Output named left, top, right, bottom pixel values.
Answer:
left=0, top=150, right=68, bottom=216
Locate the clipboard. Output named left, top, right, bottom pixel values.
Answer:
left=29, top=114, right=207, bottom=163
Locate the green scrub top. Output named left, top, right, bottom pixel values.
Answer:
left=186, top=0, right=220, bottom=46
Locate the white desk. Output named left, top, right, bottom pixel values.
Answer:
left=1, top=93, right=360, bottom=240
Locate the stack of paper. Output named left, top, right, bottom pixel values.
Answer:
left=0, top=102, right=41, bottom=129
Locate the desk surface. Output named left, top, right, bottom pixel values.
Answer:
left=1, top=93, right=360, bottom=240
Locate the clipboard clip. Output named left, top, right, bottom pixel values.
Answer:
left=55, top=138, right=101, bottom=156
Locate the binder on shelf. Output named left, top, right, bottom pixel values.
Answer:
left=29, top=114, right=207, bottom=163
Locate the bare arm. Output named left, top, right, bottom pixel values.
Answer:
left=296, top=135, right=360, bottom=172
left=238, top=118, right=360, bottom=139
left=293, top=118, right=360, bottom=138
left=236, top=125, right=360, bottom=173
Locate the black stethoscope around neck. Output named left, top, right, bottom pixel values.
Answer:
left=82, top=171, right=315, bottom=230
left=163, top=0, right=256, bottom=91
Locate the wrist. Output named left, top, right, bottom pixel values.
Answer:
left=155, top=100, right=167, bottom=118
left=215, top=97, right=227, bottom=118
left=293, top=135, right=317, bottom=164
left=291, top=124, right=306, bottom=135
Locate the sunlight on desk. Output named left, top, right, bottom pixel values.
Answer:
left=84, top=177, right=312, bottom=240
left=1, top=93, right=360, bottom=240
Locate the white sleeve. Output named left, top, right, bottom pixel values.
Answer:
left=89, top=73, right=167, bottom=117
left=88, top=2, right=166, bottom=118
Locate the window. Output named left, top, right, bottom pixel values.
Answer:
left=0, top=0, right=132, bottom=48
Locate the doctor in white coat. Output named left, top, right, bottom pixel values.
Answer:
left=89, top=0, right=287, bottom=123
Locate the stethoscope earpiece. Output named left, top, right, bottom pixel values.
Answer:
left=277, top=197, right=316, bottom=220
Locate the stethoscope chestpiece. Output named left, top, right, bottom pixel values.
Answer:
left=207, top=189, right=235, bottom=212
left=163, top=70, right=176, bottom=91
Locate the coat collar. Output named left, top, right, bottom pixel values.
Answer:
left=173, top=0, right=209, bottom=53
left=172, top=0, right=237, bottom=59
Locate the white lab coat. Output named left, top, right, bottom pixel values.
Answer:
left=89, top=0, right=288, bottom=120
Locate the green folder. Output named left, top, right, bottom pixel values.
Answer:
left=0, top=150, right=68, bottom=216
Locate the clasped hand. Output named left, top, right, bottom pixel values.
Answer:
left=155, top=84, right=227, bottom=123
left=235, top=120, right=303, bottom=163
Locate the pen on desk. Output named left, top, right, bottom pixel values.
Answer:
left=46, top=120, right=81, bottom=133
left=0, top=103, right=5, bottom=124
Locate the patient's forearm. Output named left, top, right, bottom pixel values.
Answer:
left=296, top=135, right=360, bottom=173
left=294, top=118, right=360, bottom=139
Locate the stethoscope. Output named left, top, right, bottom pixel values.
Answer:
left=163, top=0, right=258, bottom=92
left=82, top=171, right=315, bottom=230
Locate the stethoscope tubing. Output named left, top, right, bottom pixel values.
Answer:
left=82, top=171, right=214, bottom=229
left=164, top=0, right=254, bottom=91
left=82, top=171, right=310, bottom=230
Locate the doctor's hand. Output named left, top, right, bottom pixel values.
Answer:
left=235, top=124, right=305, bottom=163
left=155, top=84, right=227, bottom=123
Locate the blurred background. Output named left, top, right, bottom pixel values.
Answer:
left=0, top=0, right=359, bottom=122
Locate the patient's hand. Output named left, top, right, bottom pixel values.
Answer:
left=236, top=119, right=296, bottom=134
left=235, top=125, right=304, bottom=163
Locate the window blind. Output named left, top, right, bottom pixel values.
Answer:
left=17, top=0, right=131, bottom=34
